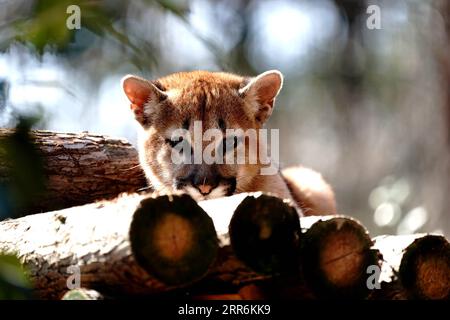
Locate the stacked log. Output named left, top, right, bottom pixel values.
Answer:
left=1, top=191, right=446, bottom=300
left=228, top=195, right=381, bottom=298
left=0, top=193, right=259, bottom=299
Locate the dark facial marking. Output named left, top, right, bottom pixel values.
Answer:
left=183, top=118, right=190, bottom=130
left=218, top=118, right=226, bottom=132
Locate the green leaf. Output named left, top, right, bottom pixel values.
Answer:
left=0, top=254, right=33, bottom=300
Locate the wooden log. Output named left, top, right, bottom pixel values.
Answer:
left=0, top=129, right=147, bottom=215
left=373, top=234, right=450, bottom=300
left=129, top=194, right=218, bottom=286
left=298, top=216, right=380, bottom=299
left=0, top=193, right=263, bottom=299
left=228, top=193, right=301, bottom=275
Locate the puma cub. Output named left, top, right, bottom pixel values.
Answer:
left=122, top=70, right=336, bottom=216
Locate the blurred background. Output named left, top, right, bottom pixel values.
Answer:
left=0, top=0, right=449, bottom=239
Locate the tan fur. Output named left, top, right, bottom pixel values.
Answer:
left=122, top=70, right=336, bottom=216
left=282, top=166, right=337, bottom=215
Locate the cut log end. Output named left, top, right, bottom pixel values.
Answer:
left=129, top=194, right=219, bottom=286
left=300, top=217, right=379, bottom=298
left=229, top=193, right=301, bottom=275
left=400, top=235, right=450, bottom=300
left=319, top=230, right=367, bottom=287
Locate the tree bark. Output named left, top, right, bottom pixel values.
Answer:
left=0, top=129, right=147, bottom=215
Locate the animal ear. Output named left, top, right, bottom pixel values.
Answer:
left=239, top=70, right=283, bottom=124
left=122, top=75, right=167, bottom=126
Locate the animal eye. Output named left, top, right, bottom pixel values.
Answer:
left=165, top=137, right=184, bottom=148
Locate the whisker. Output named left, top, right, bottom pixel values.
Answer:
left=123, top=164, right=143, bottom=171
left=137, top=186, right=152, bottom=192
